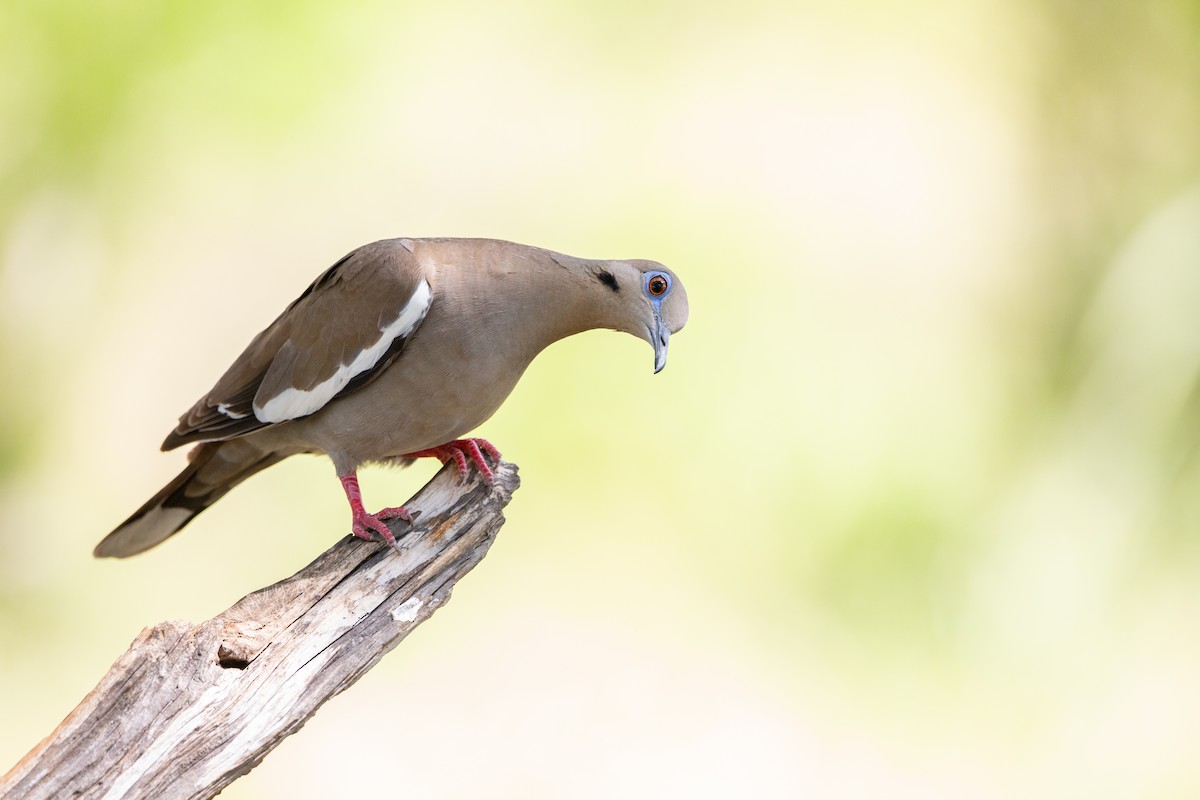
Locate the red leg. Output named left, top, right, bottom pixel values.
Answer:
left=403, top=438, right=502, bottom=483
left=340, top=473, right=412, bottom=551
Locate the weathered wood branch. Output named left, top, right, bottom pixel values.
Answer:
left=3, top=461, right=520, bottom=800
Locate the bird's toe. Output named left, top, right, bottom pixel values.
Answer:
left=351, top=510, right=401, bottom=548
left=376, top=506, right=414, bottom=524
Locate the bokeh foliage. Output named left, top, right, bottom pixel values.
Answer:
left=3, top=0, right=1200, bottom=797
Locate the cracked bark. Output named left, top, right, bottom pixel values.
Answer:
left=2, top=460, right=520, bottom=800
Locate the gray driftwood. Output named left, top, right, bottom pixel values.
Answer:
left=2, top=460, right=519, bottom=800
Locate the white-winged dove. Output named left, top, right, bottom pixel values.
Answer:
left=95, top=237, right=689, bottom=557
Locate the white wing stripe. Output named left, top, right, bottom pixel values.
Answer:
left=253, top=278, right=432, bottom=424
left=216, top=402, right=250, bottom=420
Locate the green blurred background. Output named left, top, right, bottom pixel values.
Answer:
left=3, top=0, right=1200, bottom=796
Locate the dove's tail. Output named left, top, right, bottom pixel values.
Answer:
left=94, top=441, right=287, bottom=558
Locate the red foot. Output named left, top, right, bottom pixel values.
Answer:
left=403, top=438, right=502, bottom=483
left=341, top=474, right=412, bottom=551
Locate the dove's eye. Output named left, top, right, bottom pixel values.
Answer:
left=646, top=274, right=669, bottom=297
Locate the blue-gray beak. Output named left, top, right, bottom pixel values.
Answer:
left=652, top=313, right=669, bottom=374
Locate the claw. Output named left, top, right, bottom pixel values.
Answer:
left=446, top=447, right=470, bottom=478
left=403, top=438, right=502, bottom=484
left=340, top=473, right=414, bottom=552
left=351, top=508, right=395, bottom=544
left=376, top=506, right=414, bottom=524
left=337, top=439, right=499, bottom=555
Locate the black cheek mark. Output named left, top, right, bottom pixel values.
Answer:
left=597, top=270, right=620, bottom=293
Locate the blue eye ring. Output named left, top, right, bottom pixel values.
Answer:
left=644, top=271, right=671, bottom=298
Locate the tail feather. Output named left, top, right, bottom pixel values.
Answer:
left=95, top=443, right=284, bottom=558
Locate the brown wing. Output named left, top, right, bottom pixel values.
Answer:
left=162, top=238, right=432, bottom=451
